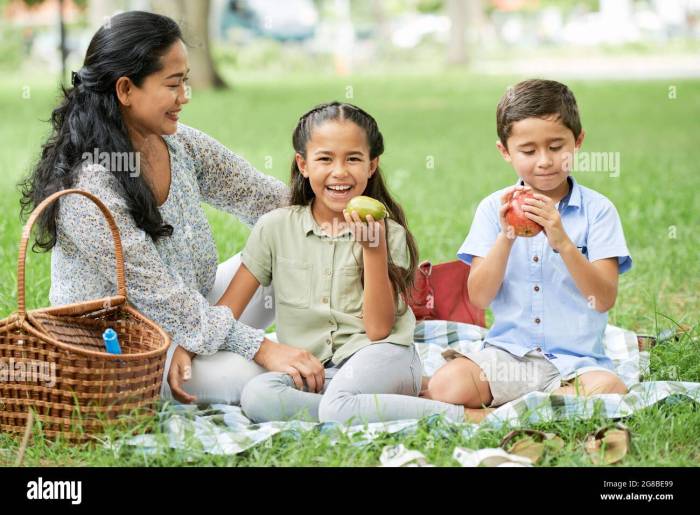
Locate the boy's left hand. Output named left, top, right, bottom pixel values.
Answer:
left=521, top=193, right=572, bottom=252
left=343, top=209, right=387, bottom=252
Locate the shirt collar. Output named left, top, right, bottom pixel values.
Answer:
left=301, top=204, right=353, bottom=238
left=515, top=175, right=581, bottom=210
left=302, top=204, right=317, bottom=236
left=559, top=175, right=581, bottom=210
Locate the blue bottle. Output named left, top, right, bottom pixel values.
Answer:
left=103, top=328, right=122, bottom=354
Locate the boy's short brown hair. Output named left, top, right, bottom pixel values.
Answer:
left=496, top=79, right=582, bottom=147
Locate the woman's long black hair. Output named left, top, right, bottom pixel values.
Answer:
left=19, top=11, right=183, bottom=251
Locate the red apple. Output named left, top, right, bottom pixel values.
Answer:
left=505, top=190, right=543, bottom=237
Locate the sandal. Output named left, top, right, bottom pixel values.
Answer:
left=584, top=422, right=631, bottom=465
left=637, top=324, right=691, bottom=351
left=379, top=444, right=433, bottom=467
left=453, top=447, right=533, bottom=467
left=500, top=429, right=564, bottom=465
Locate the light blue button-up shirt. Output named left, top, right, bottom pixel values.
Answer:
left=457, top=176, right=632, bottom=378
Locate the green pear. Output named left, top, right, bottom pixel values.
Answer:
left=346, top=195, right=387, bottom=221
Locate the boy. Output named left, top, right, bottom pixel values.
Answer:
left=427, top=79, right=632, bottom=411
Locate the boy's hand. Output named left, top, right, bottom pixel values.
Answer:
left=522, top=193, right=572, bottom=252
left=499, top=185, right=531, bottom=239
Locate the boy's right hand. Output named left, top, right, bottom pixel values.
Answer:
left=499, top=184, right=531, bottom=239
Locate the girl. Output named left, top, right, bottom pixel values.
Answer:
left=215, top=102, right=465, bottom=424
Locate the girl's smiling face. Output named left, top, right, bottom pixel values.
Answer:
left=295, top=119, right=378, bottom=223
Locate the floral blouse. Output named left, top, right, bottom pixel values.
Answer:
left=49, top=123, right=289, bottom=359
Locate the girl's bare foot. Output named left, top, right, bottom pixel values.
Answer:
left=419, top=376, right=431, bottom=398
left=464, top=407, right=496, bottom=424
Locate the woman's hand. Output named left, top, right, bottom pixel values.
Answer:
left=342, top=209, right=386, bottom=252
left=253, top=338, right=326, bottom=393
left=167, top=345, right=197, bottom=404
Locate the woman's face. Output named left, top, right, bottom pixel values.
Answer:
left=118, top=40, right=190, bottom=137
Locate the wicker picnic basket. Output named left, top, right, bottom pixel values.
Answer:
left=0, top=189, right=171, bottom=442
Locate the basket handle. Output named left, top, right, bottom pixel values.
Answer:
left=18, top=188, right=127, bottom=316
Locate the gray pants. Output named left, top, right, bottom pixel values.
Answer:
left=161, top=252, right=273, bottom=404
left=240, top=343, right=465, bottom=424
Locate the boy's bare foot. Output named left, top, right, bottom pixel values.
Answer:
left=464, top=407, right=496, bottom=424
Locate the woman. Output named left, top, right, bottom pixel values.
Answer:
left=19, top=11, right=325, bottom=405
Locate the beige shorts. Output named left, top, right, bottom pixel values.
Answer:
left=443, top=343, right=562, bottom=407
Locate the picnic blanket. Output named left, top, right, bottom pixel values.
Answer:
left=116, top=321, right=700, bottom=458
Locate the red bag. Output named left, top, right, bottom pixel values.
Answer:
left=406, top=260, right=486, bottom=327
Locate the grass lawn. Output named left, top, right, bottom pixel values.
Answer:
left=0, top=72, right=698, bottom=466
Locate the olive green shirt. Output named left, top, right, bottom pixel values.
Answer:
left=242, top=205, right=416, bottom=365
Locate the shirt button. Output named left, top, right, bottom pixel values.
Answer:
left=534, top=285, right=540, bottom=292
left=328, top=320, right=334, bottom=325
left=326, top=339, right=331, bottom=344
left=534, top=317, right=541, bottom=324
left=322, top=297, right=329, bottom=304
left=325, top=269, right=331, bottom=276
left=533, top=256, right=539, bottom=262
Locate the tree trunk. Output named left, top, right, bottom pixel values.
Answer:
left=372, top=0, right=391, bottom=56
left=59, top=0, right=67, bottom=82
left=331, top=0, right=355, bottom=76
left=151, top=0, right=227, bottom=89
left=466, top=0, right=485, bottom=48
left=447, top=0, right=467, bottom=66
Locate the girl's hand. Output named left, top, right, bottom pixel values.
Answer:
left=499, top=184, right=531, bottom=239
left=254, top=338, right=326, bottom=393
left=521, top=193, right=572, bottom=252
left=345, top=209, right=394, bottom=341
left=167, top=345, right=197, bottom=404
left=342, top=209, right=386, bottom=252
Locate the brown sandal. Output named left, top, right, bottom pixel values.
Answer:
left=500, top=429, right=564, bottom=464
left=584, top=423, right=631, bottom=465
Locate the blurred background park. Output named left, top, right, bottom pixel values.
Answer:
left=2, top=0, right=700, bottom=81
left=1, top=0, right=699, bottom=337
left=0, top=0, right=699, bottom=467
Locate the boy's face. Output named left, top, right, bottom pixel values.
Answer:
left=497, top=115, right=585, bottom=195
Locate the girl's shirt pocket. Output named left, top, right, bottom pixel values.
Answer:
left=274, top=256, right=312, bottom=309
left=333, top=264, right=363, bottom=317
